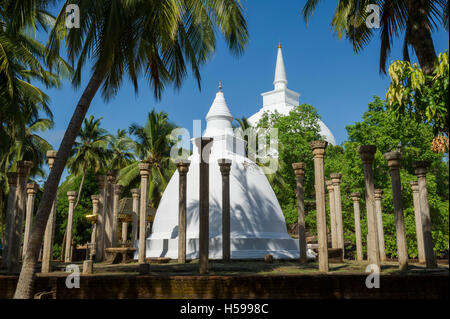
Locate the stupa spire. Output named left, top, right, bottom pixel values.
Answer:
left=204, top=81, right=233, bottom=137
left=273, top=43, right=287, bottom=90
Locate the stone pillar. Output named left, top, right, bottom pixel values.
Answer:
left=292, top=162, right=307, bottom=264
left=130, top=188, right=140, bottom=243
left=42, top=150, right=57, bottom=273
left=121, top=220, right=128, bottom=243
left=330, top=173, right=344, bottom=259
left=176, top=160, right=190, bottom=264
left=385, top=152, right=409, bottom=270
left=198, top=137, right=213, bottom=274
left=8, top=161, right=33, bottom=273
left=23, top=182, right=38, bottom=258
left=374, top=189, right=387, bottom=262
left=138, top=162, right=151, bottom=265
left=91, top=195, right=100, bottom=257
left=412, top=161, right=437, bottom=269
left=325, top=180, right=337, bottom=249
left=218, top=159, right=232, bottom=263
left=96, top=175, right=107, bottom=261
left=358, top=145, right=380, bottom=268
left=64, top=191, right=77, bottom=263
left=410, top=181, right=425, bottom=264
left=1, top=173, right=18, bottom=269
left=112, top=184, right=123, bottom=247
left=351, top=192, right=363, bottom=262
left=310, top=140, right=329, bottom=272
left=105, top=171, right=118, bottom=249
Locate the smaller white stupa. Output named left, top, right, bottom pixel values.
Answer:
left=142, top=83, right=309, bottom=259
left=248, top=44, right=336, bottom=145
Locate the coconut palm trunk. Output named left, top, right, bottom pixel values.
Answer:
left=13, top=67, right=106, bottom=299
left=74, top=162, right=88, bottom=211
left=407, top=0, right=438, bottom=75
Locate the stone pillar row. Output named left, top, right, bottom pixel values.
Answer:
left=412, top=161, right=437, bottom=268
left=358, top=145, right=381, bottom=268
left=8, top=160, right=33, bottom=273
left=385, top=151, right=408, bottom=270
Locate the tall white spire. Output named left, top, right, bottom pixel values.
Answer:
left=204, top=82, right=233, bottom=137
left=273, top=43, right=287, bottom=90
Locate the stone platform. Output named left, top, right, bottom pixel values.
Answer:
left=0, top=261, right=448, bottom=299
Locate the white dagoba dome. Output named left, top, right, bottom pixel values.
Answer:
left=248, top=44, right=337, bottom=146
left=142, top=83, right=308, bottom=259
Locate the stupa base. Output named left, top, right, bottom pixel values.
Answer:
left=134, top=237, right=316, bottom=260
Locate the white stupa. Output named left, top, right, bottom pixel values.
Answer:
left=143, top=83, right=303, bottom=259
left=248, top=44, right=336, bottom=145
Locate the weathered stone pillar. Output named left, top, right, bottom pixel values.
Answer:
left=358, top=145, right=380, bottom=268
left=138, top=162, right=151, bottom=265
left=410, top=181, right=425, bottom=264
left=330, top=173, right=344, bottom=259
left=121, top=220, right=128, bottom=243
left=325, top=180, right=337, bottom=249
left=42, top=150, right=57, bottom=273
left=310, top=140, right=329, bottom=272
left=112, top=184, right=123, bottom=247
left=64, top=191, right=77, bottom=263
left=91, top=195, right=100, bottom=257
left=96, top=175, right=107, bottom=261
left=218, top=159, right=232, bottom=263
left=374, top=189, right=387, bottom=262
left=412, top=161, right=437, bottom=269
left=1, top=172, right=18, bottom=269
left=176, top=160, right=190, bottom=264
left=130, top=188, right=140, bottom=243
left=385, top=152, right=409, bottom=270
left=198, top=137, right=213, bottom=274
left=8, top=160, right=33, bottom=273
left=104, top=170, right=118, bottom=249
left=292, top=162, right=307, bottom=264
left=351, top=192, right=363, bottom=262
left=23, top=182, right=38, bottom=258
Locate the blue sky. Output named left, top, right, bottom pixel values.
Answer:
left=38, top=1, right=449, bottom=181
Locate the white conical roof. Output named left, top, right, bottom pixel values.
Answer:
left=204, top=82, right=234, bottom=137
left=273, top=43, right=287, bottom=90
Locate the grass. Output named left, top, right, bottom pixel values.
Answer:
left=33, top=259, right=449, bottom=277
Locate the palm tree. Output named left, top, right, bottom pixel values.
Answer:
left=67, top=116, right=110, bottom=210
left=302, top=0, right=448, bottom=75
left=7, top=108, right=54, bottom=177
left=119, top=110, right=176, bottom=208
left=107, top=129, right=135, bottom=170
left=16, top=0, right=248, bottom=298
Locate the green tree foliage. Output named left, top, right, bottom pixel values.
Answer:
left=119, top=110, right=177, bottom=208
left=67, top=115, right=111, bottom=210
left=386, top=51, right=449, bottom=139
left=257, top=104, right=322, bottom=228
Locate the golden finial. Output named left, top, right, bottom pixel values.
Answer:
left=278, top=42, right=282, bottom=49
